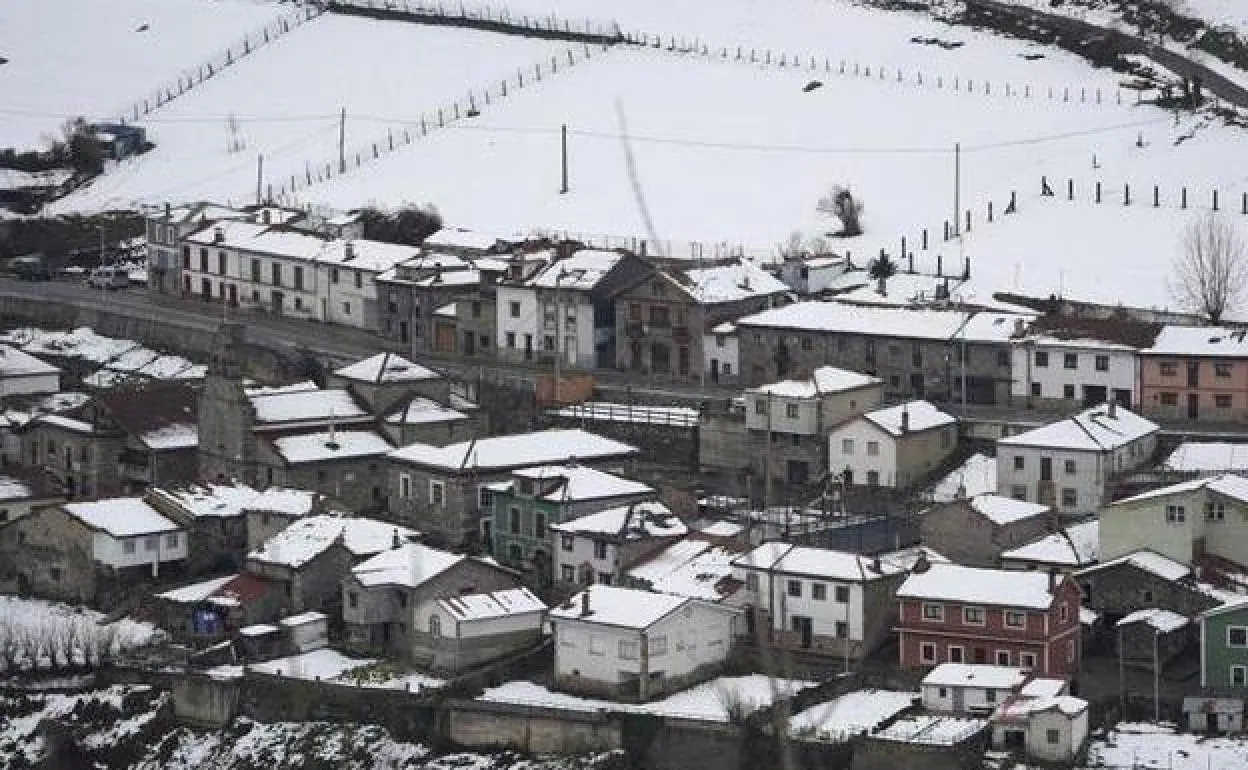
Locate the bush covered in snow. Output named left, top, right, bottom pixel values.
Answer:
left=0, top=597, right=162, bottom=673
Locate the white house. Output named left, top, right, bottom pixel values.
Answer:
left=550, top=501, right=687, bottom=587
left=314, top=238, right=422, bottom=330
left=1010, top=317, right=1161, bottom=410
left=550, top=584, right=740, bottom=701
left=1097, top=474, right=1248, bottom=566
left=64, top=497, right=188, bottom=574
left=996, top=402, right=1159, bottom=515
left=745, top=366, right=883, bottom=435
left=704, top=322, right=739, bottom=386
left=0, top=345, right=60, bottom=397
left=411, top=587, right=547, bottom=672
left=990, top=680, right=1089, bottom=764
left=731, top=542, right=909, bottom=660
left=921, top=663, right=1031, bottom=713
left=826, top=400, right=958, bottom=488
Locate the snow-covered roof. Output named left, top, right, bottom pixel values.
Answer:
left=422, top=226, right=502, bottom=252
left=389, top=429, right=638, bottom=471
left=350, top=541, right=467, bottom=588
left=1164, top=442, right=1248, bottom=474
left=64, top=498, right=181, bottom=538
left=36, top=414, right=94, bottom=434
left=861, top=400, right=956, bottom=437
left=699, top=520, right=744, bottom=538
left=675, top=260, right=788, bottom=304
left=995, top=694, right=1088, bottom=720
left=957, top=312, right=1035, bottom=343
left=1077, top=549, right=1191, bottom=582
left=898, top=563, right=1060, bottom=609
left=250, top=388, right=369, bottom=425
left=1117, top=608, right=1189, bottom=633
left=1001, top=520, right=1099, bottom=567
left=155, top=574, right=238, bottom=603
left=874, top=716, right=986, bottom=746
left=549, top=501, right=685, bottom=540
left=244, top=487, right=321, bottom=517
left=384, top=397, right=468, bottom=425
left=0, top=476, right=34, bottom=501
left=737, top=301, right=969, bottom=341
left=248, top=515, right=416, bottom=568
left=528, top=249, right=622, bottom=290
left=550, top=584, right=696, bottom=630
left=998, top=404, right=1157, bottom=452
left=138, top=422, right=199, bottom=451
left=967, top=494, right=1050, bottom=526
left=928, top=453, right=997, bottom=503
left=509, top=464, right=653, bottom=503
left=279, top=611, right=327, bottom=628
left=0, top=345, right=59, bottom=378
left=271, top=430, right=393, bottom=464
left=922, top=664, right=1029, bottom=690
left=1111, top=474, right=1248, bottom=507
left=244, top=381, right=319, bottom=397
left=334, top=352, right=440, bottom=384
left=1147, top=326, right=1248, bottom=358
left=437, top=587, right=546, bottom=622
left=627, top=539, right=740, bottom=601
left=239, top=624, right=279, bottom=637
left=148, top=482, right=260, bottom=519
left=751, top=365, right=881, bottom=399
left=319, top=239, right=419, bottom=272
left=733, top=543, right=907, bottom=582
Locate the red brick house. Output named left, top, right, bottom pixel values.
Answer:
left=896, top=562, right=1082, bottom=681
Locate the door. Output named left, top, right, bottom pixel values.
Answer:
left=272, top=291, right=284, bottom=316
left=792, top=616, right=813, bottom=649
left=1188, top=393, right=1200, bottom=419
left=462, top=330, right=475, bottom=356
left=1040, top=457, right=1053, bottom=482
left=952, top=687, right=965, bottom=712
left=710, top=359, right=720, bottom=383
left=1188, top=362, right=1201, bottom=387
left=1113, top=388, right=1132, bottom=409
left=228, top=284, right=238, bottom=307
left=1083, top=385, right=1107, bottom=407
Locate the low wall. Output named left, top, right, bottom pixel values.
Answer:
left=238, top=671, right=440, bottom=741
left=172, top=675, right=239, bottom=728
left=443, top=698, right=621, bottom=755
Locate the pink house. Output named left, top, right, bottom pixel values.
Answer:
left=1140, top=326, right=1248, bottom=423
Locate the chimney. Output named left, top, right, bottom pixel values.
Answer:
left=580, top=590, right=591, bottom=616
left=870, top=556, right=882, bottom=573
left=391, top=528, right=404, bottom=549
left=955, top=482, right=967, bottom=501
left=164, top=202, right=171, bottom=217
left=1048, top=567, right=1060, bottom=594
left=900, top=406, right=910, bottom=434
left=1107, top=399, right=1117, bottom=418
left=1013, top=318, right=1025, bottom=336
left=262, top=209, right=271, bottom=225
left=213, top=227, right=225, bottom=244
left=344, top=241, right=356, bottom=261
left=912, top=553, right=931, bottom=573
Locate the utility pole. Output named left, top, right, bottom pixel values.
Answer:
left=763, top=392, right=773, bottom=514
left=553, top=269, right=567, bottom=406
left=255, top=153, right=263, bottom=205
left=1153, top=628, right=1161, bottom=723
left=338, top=107, right=346, bottom=173
left=559, top=123, right=569, bottom=194
left=953, top=142, right=961, bottom=237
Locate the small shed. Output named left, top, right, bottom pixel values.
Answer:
left=1182, top=697, right=1244, bottom=735
left=1115, top=608, right=1192, bottom=665
left=280, top=611, right=329, bottom=654
left=237, top=623, right=281, bottom=661
left=991, top=693, right=1089, bottom=764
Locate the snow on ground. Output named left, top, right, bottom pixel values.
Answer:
left=0, top=0, right=287, bottom=149
left=928, top=452, right=997, bottom=502
left=248, top=648, right=374, bottom=681
left=0, top=685, right=166, bottom=766
left=50, top=16, right=568, bottom=212
left=0, top=596, right=162, bottom=671
left=789, top=689, right=918, bottom=743
left=1086, top=722, right=1248, bottom=770
left=480, top=675, right=815, bottom=722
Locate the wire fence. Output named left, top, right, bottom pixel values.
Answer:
left=329, top=0, right=628, bottom=42
left=113, top=4, right=326, bottom=126
left=525, top=229, right=778, bottom=263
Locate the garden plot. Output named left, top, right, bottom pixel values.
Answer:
left=49, top=15, right=573, bottom=213
left=0, top=0, right=286, bottom=149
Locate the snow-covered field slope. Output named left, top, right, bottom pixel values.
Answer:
left=0, top=0, right=290, bottom=149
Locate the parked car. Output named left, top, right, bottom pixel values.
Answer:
left=9, top=255, right=51, bottom=281
left=87, top=265, right=130, bottom=289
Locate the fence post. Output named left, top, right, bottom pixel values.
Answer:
left=1212, top=189, right=1219, bottom=211
left=965, top=210, right=971, bottom=233
left=1124, top=183, right=1130, bottom=206
left=1243, top=192, right=1247, bottom=215
left=1068, top=179, right=1074, bottom=201
left=1155, top=185, right=1160, bottom=207
left=1182, top=187, right=1187, bottom=209
left=922, top=228, right=928, bottom=250
left=988, top=201, right=993, bottom=222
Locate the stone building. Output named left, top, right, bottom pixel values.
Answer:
left=198, top=323, right=257, bottom=485
left=256, top=429, right=393, bottom=513
left=920, top=495, right=1055, bottom=569
left=1074, top=550, right=1227, bottom=623
left=145, top=481, right=261, bottom=575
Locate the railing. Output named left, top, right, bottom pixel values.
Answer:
left=549, top=400, right=701, bottom=428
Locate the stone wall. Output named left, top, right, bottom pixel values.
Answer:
left=172, top=675, right=240, bottom=728
left=851, top=730, right=988, bottom=770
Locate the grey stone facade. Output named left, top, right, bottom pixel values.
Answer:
left=254, top=440, right=388, bottom=515
left=1075, top=558, right=1223, bottom=621
left=198, top=324, right=258, bottom=485
left=919, top=499, right=1054, bottom=569
left=0, top=506, right=94, bottom=603
left=246, top=542, right=354, bottom=618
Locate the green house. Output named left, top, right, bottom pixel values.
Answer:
left=484, top=463, right=654, bottom=582
left=1199, top=598, right=1248, bottom=691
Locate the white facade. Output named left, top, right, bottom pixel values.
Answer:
left=535, top=289, right=595, bottom=368
left=735, top=565, right=865, bottom=640
left=704, top=328, right=739, bottom=385
left=1026, top=706, right=1088, bottom=763
left=923, top=681, right=1017, bottom=713
left=746, top=392, right=820, bottom=435
left=496, top=284, right=540, bottom=361
left=1011, top=340, right=1140, bottom=408
left=92, top=529, right=187, bottom=571
left=553, top=531, right=622, bottom=585
left=414, top=598, right=544, bottom=639
left=828, top=421, right=899, bottom=487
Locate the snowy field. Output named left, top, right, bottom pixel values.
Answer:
left=481, top=675, right=815, bottom=722
left=0, top=0, right=290, bottom=149
left=1084, top=723, right=1248, bottom=770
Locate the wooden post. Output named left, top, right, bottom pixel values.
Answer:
left=988, top=202, right=993, bottom=222
left=922, top=228, right=928, bottom=250
left=1155, top=185, right=1160, bottom=207
left=1096, top=182, right=1102, bottom=204
left=1182, top=187, right=1187, bottom=209
left=1213, top=189, right=1219, bottom=211
left=1125, top=183, right=1131, bottom=206
left=1068, top=179, right=1074, bottom=201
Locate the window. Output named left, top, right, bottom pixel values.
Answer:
left=1004, top=611, right=1026, bottom=628
left=1166, top=504, right=1186, bottom=524
left=251, top=259, right=261, bottom=282
left=1019, top=652, right=1037, bottom=669
left=1216, top=394, right=1233, bottom=409
left=399, top=474, right=411, bottom=499
left=998, top=350, right=1011, bottom=368
left=996, top=650, right=1011, bottom=666
left=1063, top=353, right=1078, bottom=370
left=754, top=399, right=767, bottom=415
left=1060, top=488, right=1077, bottom=508
left=787, top=580, right=802, bottom=598
left=963, top=607, right=985, bottom=625
left=1160, top=392, right=1178, bottom=406
left=648, top=636, right=668, bottom=656
left=922, top=603, right=944, bottom=621
left=1216, top=362, right=1233, bottom=378
left=166, top=533, right=179, bottom=548
left=947, top=646, right=964, bottom=663
left=561, top=565, right=575, bottom=582
left=1067, top=639, right=1076, bottom=662
left=835, top=621, right=849, bottom=638
left=271, top=263, right=281, bottom=286
left=985, top=689, right=997, bottom=704
left=866, top=470, right=880, bottom=486
left=1160, top=361, right=1178, bottom=376
left=1034, top=351, right=1049, bottom=368
left=1095, top=354, right=1110, bottom=372
left=561, top=534, right=574, bottom=552
left=841, top=438, right=854, bottom=455
left=354, top=270, right=362, bottom=289
left=1207, top=502, right=1227, bottom=521
left=505, top=332, right=515, bottom=349
left=1227, top=626, right=1248, bottom=647
left=397, top=591, right=407, bottom=608
left=509, top=507, right=521, bottom=534
left=1046, top=729, right=1061, bottom=745
left=144, top=536, right=159, bottom=551
left=593, top=541, right=608, bottom=560
left=746, top=573, right=760, bottom=592
left=331, top=267, right=340, bottom=284
left=1063, top=384, right=1076, bottom=399
left=123, top=539, right=136, bottom=555
left=1010, top=485, right=1027, bottom=501
left=920, top=642, right=936, bottom=663
left=218, top=252, right=228, bottom=275
left=342, top=301, right=351, bottom=316
left=535, top=512, right=547, bottom=539
left=1013, top=456, right=1025, bottom=471
left=785, top=403, right=799, bottom=419
left=1064, top=459, right=1077, bottom=475
left=835, top=585, right=850, bottom=603
left=1233, top=666, right=1248, bottom=687
left=509, top=301, right=521, bottom=318
left=1030, top=382, right=1041, bottom=397
left=811, top=583, right=827, bottom=601
left=430, top=481, right=445, bottom=506
left=1059, top=603, right=1070, bottom=622
left=508, top=544, right=523, bottom=561
left=199, top=249, right=209, bottom=272
left=348, top=591, right=358, bottom=608
left=801, top=336, right=812, bottom=351
left=619, top=640, right=639, bottom=660
left=867, top=441, right=879, bottom=457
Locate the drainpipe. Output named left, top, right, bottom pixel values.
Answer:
left=639, top=630, right=649, bottom=701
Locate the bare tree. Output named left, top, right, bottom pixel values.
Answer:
left=816, top=185, right=864, bottom=237
left=1171, top=213, right=1248, bottom=323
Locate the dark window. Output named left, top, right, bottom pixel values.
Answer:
left=1063, top=384, right=1075, bottom=399
left=787, top=580, right=802, bottom=598
left=834, top=585, right=850, bottom=603
left=1160, top=392, right=1178, bottom=406
left=1216, top=394, right=1233, bottom=408
left=1013, top=456, right=1025, bottom=470
left=271, top=263, right=282, bottom=286
left=509, top=301, right=521, bottom=318
left=1216, top=362, right=1233, bottom=378
left=1030, top=382, right=1041, bottom=397
left=1034, top=351, right=1049, bottom=368
left=811, top=583, right=827, bottom=600
left=293, top=265, right=304, bottom=291
left=998, top=350, right=1011, bottom=368
left=1095, top=354, right=1110, bottom=371
left=508, top=507, right=521, bottom=534
left=354, top=270, right=362, bottom=289
left=251, top=259, right=261, bottom=282
left=1063, top=353, right=1078, bottom=369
